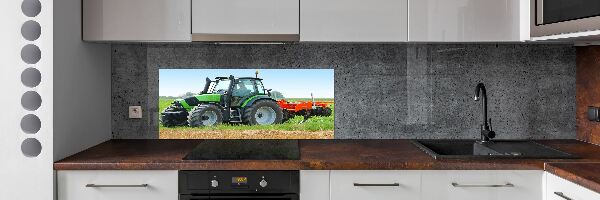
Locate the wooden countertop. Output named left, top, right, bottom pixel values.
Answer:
left=54, top=139, right=600, bottom=170
left=545, top=162, right=600, bottom=194
left=54, top=139, right=600, bottom=193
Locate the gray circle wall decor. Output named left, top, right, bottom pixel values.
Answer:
left=21, top=0, right=41, bottom=17
left=21, top=138, right=42, bottom=157
left=21, top=91, right=42, bottom=111
left=21, top=44, right=41, bottom=64
left=21, top=0, right=43, bottom=160
left=21, top=68, right=41, bottom=87
left=20, top=114, right=41, bottom=134
left=21, top=20, right=41, bottom=41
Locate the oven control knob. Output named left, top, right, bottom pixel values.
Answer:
left=259, top=179, right=268, bottom=188
left=211, top=180, right=219, bottom=188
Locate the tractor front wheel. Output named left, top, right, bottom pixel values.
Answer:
left=243, top=100, right=283, bottom=125
left=188, top=104, right=223, bottom=127
left=160, top=104, right=189, bottom=127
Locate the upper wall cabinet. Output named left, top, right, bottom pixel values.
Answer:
left=81, top=0, right=531, bottom=42
left=191, top=0, right=300, bottom=42
left=409, top=0, right=529, bottom=42
left=300, top=0, right=408, bottom=42
left=83, top=0, right=191, bottom=42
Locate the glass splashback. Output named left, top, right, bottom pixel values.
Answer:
left=158, top=69, right=334, bottom=139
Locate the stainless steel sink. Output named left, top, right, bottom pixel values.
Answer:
left=411, top=140, right=578, bottom=160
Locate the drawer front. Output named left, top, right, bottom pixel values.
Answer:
left=422, top=170, right=543, bottom=200
left=330, top=170, right=420, bottom=200
left=57, top=170, right=178, bottom=200
left=300, top=170, right=330, bottom=200
left=545, top=172, right=600, bottom=200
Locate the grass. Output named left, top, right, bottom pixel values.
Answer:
left=158, top=97, right=335, bottom=139
left=159, top=114, right=334, bottom=132
left=159, top=129, right=333, bottom=139
left=160, top=97, right=178, bottom=112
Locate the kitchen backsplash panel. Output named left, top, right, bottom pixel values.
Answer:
left=576, top=46, right=600, bottom=145
left=112, top=43, right=575, bottom=139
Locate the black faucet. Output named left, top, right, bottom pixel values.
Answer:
left=474, top=83, right=495, bottom=142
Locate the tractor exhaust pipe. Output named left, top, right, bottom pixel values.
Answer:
left=201, top=77, right=211, bottom=94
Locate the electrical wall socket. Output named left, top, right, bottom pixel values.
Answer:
left=129, top=106, right=142, bottom=119
left=588, top=106, right=600, bottom=122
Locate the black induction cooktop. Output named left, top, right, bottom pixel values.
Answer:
left=183, top=140, right=300, bottom=160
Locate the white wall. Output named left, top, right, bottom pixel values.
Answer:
left=0, top=0, right=54, bottom=199
left=53, top=0, right=111, bottom=161
left=0, top=0, right=110, bottom=199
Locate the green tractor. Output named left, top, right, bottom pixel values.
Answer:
left=160, top=75, right=284, bottom=127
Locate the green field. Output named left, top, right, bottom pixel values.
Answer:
left=158, top=97, right=334, bottom=132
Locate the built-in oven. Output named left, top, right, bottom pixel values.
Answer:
left=532, top=0, right=600, bottom=37
left=179, top=171, right=299, bottom=200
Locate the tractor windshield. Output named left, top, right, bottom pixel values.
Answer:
left=210, top=79, right=231, bottom=94
left=256, top=81, right=265, bottom=94
left=233, top=79, right=258, bottom=97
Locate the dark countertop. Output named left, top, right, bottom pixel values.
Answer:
left=54, top=139, right=600, bottom=170
left=54, top=139, right=600, bottom=192
left=545, top=162, right=600, bottom=194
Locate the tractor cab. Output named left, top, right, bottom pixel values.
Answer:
left=230, top=77, right=268, bottom=107
left=203, top=76, right=268, bottom=108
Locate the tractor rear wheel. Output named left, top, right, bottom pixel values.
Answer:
left=188, top=104, right=223, bottom=127
left=243, top=100, right=283, bottom=125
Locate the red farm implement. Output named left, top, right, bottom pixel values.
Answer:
left=277, top=99, right=333, bottom=123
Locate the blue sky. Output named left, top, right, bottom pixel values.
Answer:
left=159, top=69, right=334, bottom=98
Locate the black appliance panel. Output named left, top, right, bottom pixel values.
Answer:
left=179, top=194, right=298, bottom=200
left=208, top=171, right=298, bottom=194
left=179, top=171, right=299, bottom=198
left=539, top=0, right=600, bottom=25
left=179, top=171, right=210, bottom=193
left=183, top=140, right=300, bottom=160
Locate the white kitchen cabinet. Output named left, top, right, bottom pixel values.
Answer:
left=330, top=170, right=421, bottom=200
left=300, top=0, right=408, bottom=42
left=545, top=172, right=600, bottom=200
left=300, top=170, right=330, bottom=200
left=191, top=0, right=300, bottom=41
left=57, top=170, right=178, bottom=200
left=421, top=170, right=543, bottom=200
left=409, top=0, right=529, bottom=42
left=83, top=0, right=191, bottom=42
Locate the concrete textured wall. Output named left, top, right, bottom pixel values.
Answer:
left=112, top=43, right=576, bottom=139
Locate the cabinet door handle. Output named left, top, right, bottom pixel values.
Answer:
left=451, top=182, right=514, bottom=188
left=553, top=192, right=573, bottom=200
left=353, top=183, right=400, bottom=187
left=85, top=184, right=149, bottom=188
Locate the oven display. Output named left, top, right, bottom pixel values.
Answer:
left=232, top=177, right=248, bottom=186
